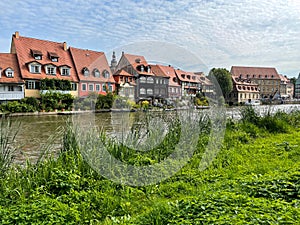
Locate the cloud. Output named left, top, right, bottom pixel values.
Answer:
left=0, top=0, right=299, bottom=76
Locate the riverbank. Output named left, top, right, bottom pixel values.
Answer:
left=0, top=108, right=299, bottom=224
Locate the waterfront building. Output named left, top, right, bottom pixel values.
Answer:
left=231, top=66, right=281, bottom=99
left=69, top=47, right=115, bottom=97
left=113, top=69, right=135, bottom=100
left=11, top=32, right=79, bottom=98
left=0, top=53, right=24, bottom=102
left=114, top=52, right=168, bottom=103
left=228, top=75, right=260, bottom=105
left=279, top=74, right=294, bottom=99
left=295, top=73, right=300, bottom=98
left=175, top=69, right=202, bottom=97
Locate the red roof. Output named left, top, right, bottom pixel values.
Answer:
left=151, top=64, right=179, bottom=87
left=11, top=34, right=78, bottom=82
left=231, top=66, right=280, bottom=80
left=123, top=53, right=154, bottom=76
left=175, top=69, right=202, bottom=83
left=114, top=69, right=133, bottom=77
left=69, top=47, right=115, bottom=83
left=0, top=53, right=23, bottom=83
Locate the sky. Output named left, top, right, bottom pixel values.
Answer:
left=0, top=0, right=299, bottom=77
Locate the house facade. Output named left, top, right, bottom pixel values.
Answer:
left=10, top=32, right=79, bottom=98
left=175, top=69, right=202, bottom=97
left=113, top=69, right=135, bottom=100
left=279, top=74, right=294, bottom=99
left=69, top=47, right=115, bottom=97
left=231, top=66, right=281, bottom=99
left=295, top=73, right=300, bottom=98
left=228, top=75, right=260, bottom=105
left=0, top=53, right=24, bottom=101
left=115, top=53, right=168, bottom=103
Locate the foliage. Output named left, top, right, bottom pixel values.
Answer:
left=40, top=78, right=72, bottom=91
left=96, top=92, right=115, bottom=110
left=208, top=68, right=233, bottom=98
left=0, top=110, right=300, bottom=224
left=40, top=92, right=74, bottom=111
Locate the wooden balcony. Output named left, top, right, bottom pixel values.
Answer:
left=0, top=91, right=24, bottom=101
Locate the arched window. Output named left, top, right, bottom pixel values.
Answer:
left=147, top=88, right=153, bottom=95
left=5, top=68, right=14, bottom=77
left=45, top=64, right=56, bottom=75
left=147, top=77, right=154, bottom=83
left=83, top=67, right=89, bottom=76
left=139, top=76, right=146, bottom=83
left=94, top=69, right=100, bottom=77
left=140, top=88, right=146, bottom=95
left=102, top=70, right=110, bottom=78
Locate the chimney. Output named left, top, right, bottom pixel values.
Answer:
left=15, top=31, right=19, bottom=39
left=63, top=42, right=67, bottom=51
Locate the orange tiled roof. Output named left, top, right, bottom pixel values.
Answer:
left=0, top=53, right=23, bottom=83
left=151, top=64, right=180, bottom=87
left=69, top=47, right=115, bottom=83
left=232, top=75, right=259, bottom=93
left=231, top=66, right=280, bottom=80
left=11, top=34, right=78, bottom=82
left=114, top=69, right=133, bottom=77
left=175, top=69, right=202, bottom=83
left=123, top=53, right=154, bottom=76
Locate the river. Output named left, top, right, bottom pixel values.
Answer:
left=7, top=104, right=300, bottom=163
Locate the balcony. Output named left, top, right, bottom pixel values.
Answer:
left=0, top=91, right=24, bottom=101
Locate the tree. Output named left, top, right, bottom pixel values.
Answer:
left=208, top=68, right=233, bottom=98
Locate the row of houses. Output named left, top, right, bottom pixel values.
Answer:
left=0, top=32, right=296, bottom=105
left=0, top=32, right=214, bottom=104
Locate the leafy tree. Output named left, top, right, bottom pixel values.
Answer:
left=208, top=68, right=233, bottom=98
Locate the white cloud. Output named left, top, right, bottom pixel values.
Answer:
left=0, top=0, right=299, bottom=76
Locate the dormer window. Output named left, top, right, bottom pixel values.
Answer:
left=93, top=68, right=100, bottom=77
left=28, top=62, right=42, bottom=74
left=45, top=64, right=56, bottom=75
left=5, top=68, right=14, bottom=78
left=60, top=66, right=70, bottom=76
left=31, top=49, right=43, bottom=60
left=187, top=75, right=191, bottom=79
left=192, top=76, right=196, bottom=80
left=48, top=52, right=59, bottom=62
left=181, top=74, right=185, bottom=79
left=83, top=67, right=89, bottom=76
left=102, top=70, right=110, bottom=78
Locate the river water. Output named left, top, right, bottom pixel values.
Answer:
left=8, top=104, right=300, bottom=163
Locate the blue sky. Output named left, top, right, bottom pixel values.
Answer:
left=0, top=0, right=299, bottom=77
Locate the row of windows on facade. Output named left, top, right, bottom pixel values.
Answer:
left=25, top=80, right=77, bottom=90
left=139, top=88, right=166, bottom=95
left=29, top=63, right=71, bottom=76
left=241, top=74, right=277, bottom=79
left=229, top=92, right=259, bottom=99
left=32, top=51, right=59, bottom=62
left=256, top=80, right=280, bottom=85
left=81, top=83, right=113, bottom=92
left=139, top=76, right=168, bottom=84
left=83, top=68, right=110, bottom=78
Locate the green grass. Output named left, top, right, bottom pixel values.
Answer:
left=0, top=108, right=299, bottom=224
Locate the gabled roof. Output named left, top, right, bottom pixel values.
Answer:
left=11, top=33, right=78, bottom=82
left=69, top=47, right=115, bottom=83
left=175, top=69, right=202, bottom=83
left=113, top=69, right=133, bottom=77
left=231, top=66, right=280, bottom=80
left=122, top=53, right=154, bottom=76
left=0, top=53, right=23, bottom=83
left=151, top=64, right=180, bottom=87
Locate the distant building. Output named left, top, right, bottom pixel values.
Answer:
left=11, top=32, right=79, bottom=98
left=175, top=69, right=202, bottom=97
left=114, top=53, right=169, bottom=102
left=69, top=47, right=115, bottom=97
left=228, top=75, right=260, bottom=105
left=295, top=73, right=300, bottom=98
left=0, top=53, right=24, bottom=102
left=279, top=74, right=293, bottom=99
left=231, top=66, right=281, bottom=99
left=113, top=69, right=135, bottom=100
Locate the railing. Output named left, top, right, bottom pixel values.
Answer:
left=40, top=90, right=71, bottom=94
left=0, top=91, right=24, bottom=100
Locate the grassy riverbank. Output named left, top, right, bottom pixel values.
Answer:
left=0, top=107, right=299, bottom=224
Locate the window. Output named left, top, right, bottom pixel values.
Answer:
left=71, top=83, right=77, bottom=91
left=29, top=63, right=41, bottom=74
left=147, top=88, right=153, bottom=95
left=139, top=76, right=146, bottom=83
left=83, top=68, right=89, bottom=76
left=103, top=70, right=110, bottom=78
left=31, top=49, right=42, bottom=60
left=94, top=69, right=100, bottom=77
left=8, top=86, right=14, bottom=91
left=89, top=84, right=94, bottom=91
left=5, top=68, right=14, bottom=77
left=154, top=88, right=159, bottom=95
left=26, top=80, right=37, bottom=89
left=109, top=85, right=113, bottom=92
left=82, top=83, right=87, bottom=91
left=48, top=52, right=59, bottom=62
left=147, top=77, right=154, bottom=83
left=45, top=65, right=56, bottom=75
left=96, top=84, right=101, bottom=92
left=140, top=88, right=146, bottom=95
left=60, top=66, right=70, bottom=76
left=102, top=84, right=106, bottom=92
